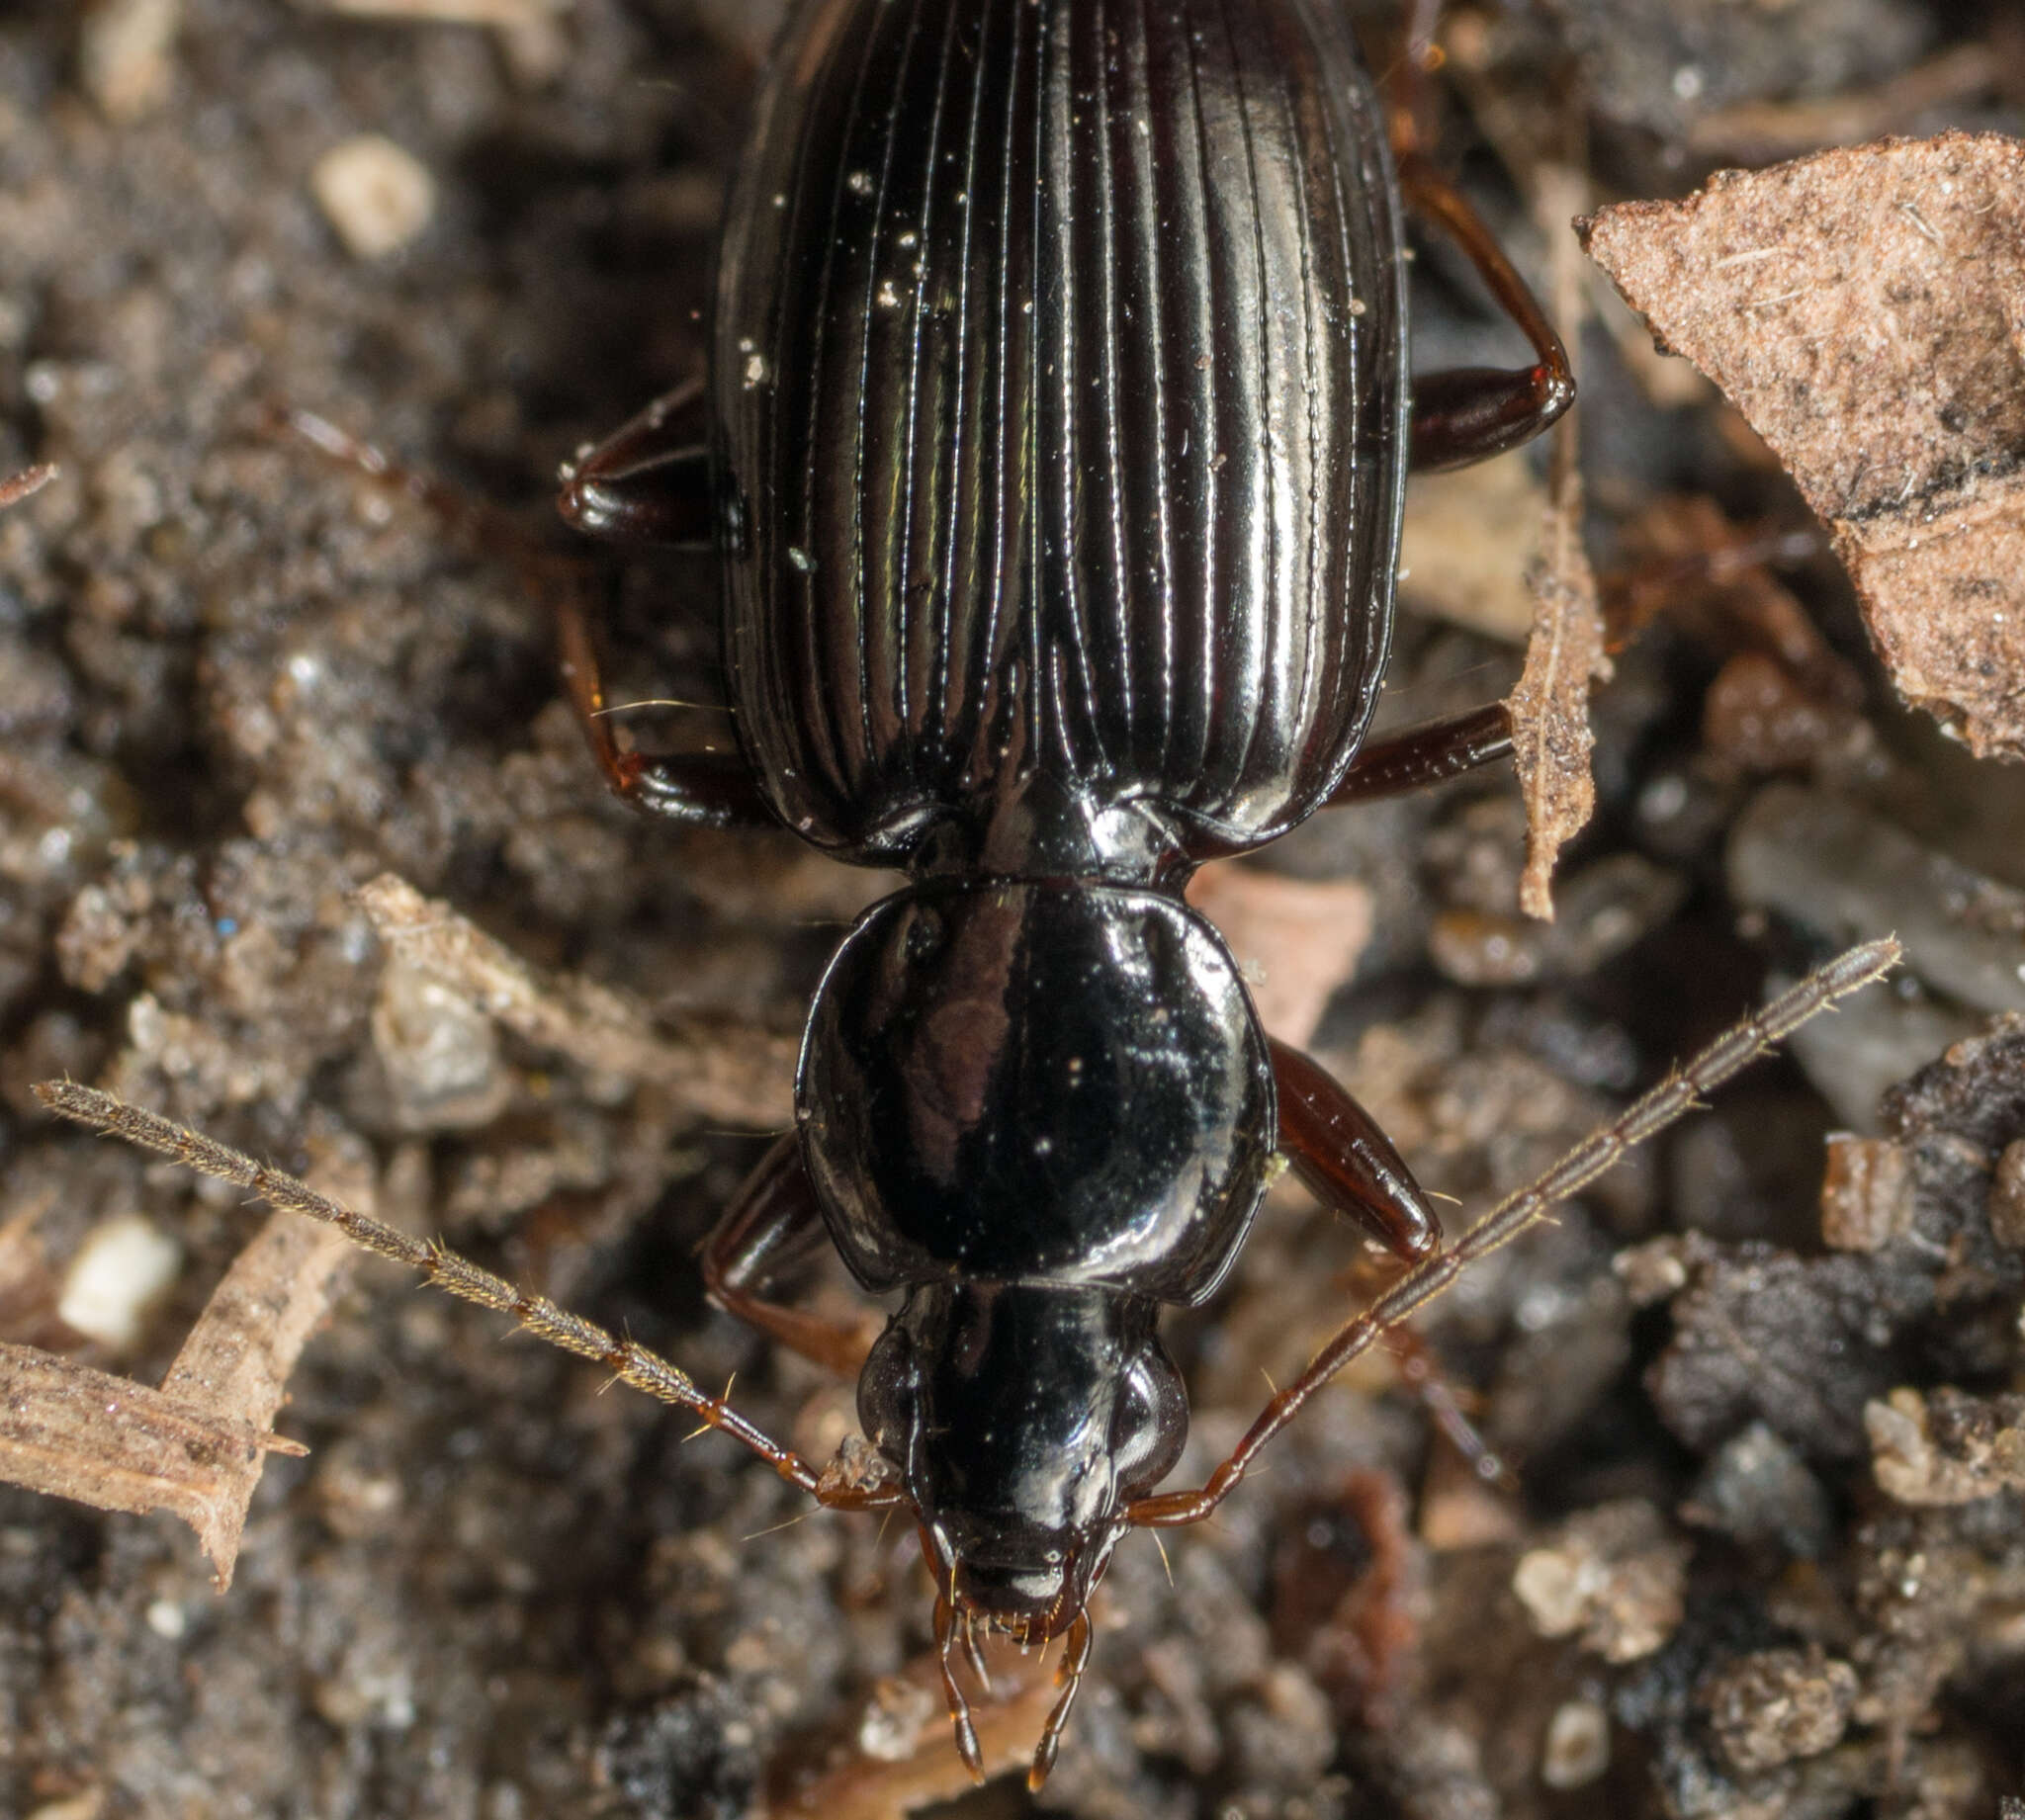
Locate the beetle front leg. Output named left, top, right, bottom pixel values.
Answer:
left=1271, top=1039, right=1440, bottom=1262
left=703, top=1134, right=882, bottom=1377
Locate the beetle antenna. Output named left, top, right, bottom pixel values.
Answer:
left=1127, top=936, right=1901, bottom=1529
left=30, top=1081, right=854, bottom=1505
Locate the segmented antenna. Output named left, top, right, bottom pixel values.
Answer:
left=1128, top=935, right=1901, bottom=1526
left=29, top=1079, right=900, bottom=1510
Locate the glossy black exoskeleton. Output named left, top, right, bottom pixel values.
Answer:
left=553, top=0, right=1573, bottom=1783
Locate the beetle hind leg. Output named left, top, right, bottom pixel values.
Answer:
left=1386, top=1, right=1575, bottom=471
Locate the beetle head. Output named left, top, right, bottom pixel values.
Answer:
left=858, top=1280, right=1187, bottom=1639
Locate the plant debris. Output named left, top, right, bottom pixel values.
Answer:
left=0, top=1129, right=367, bottom=1581
left=1582, top=134, right=2025, bottom=760
left=0, top=464, right=58, bottom=509
left=356, top=872, right=796, bottom=1128
left=0, top=1339, right=308, bottom=1579
left=1507, top=444, right=1611, bottom=920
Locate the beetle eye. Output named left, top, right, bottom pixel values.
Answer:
left=1112, top=1345, right=1188, bottom=1496
left=856, top=1320, right=919, bottom=1465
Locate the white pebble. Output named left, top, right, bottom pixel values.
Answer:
left=58, top=1212, right=183, bottom=1350
left=312, top=135, right=436, bottom=261
left=1541, top=1699, right=1611, bottom=1789
left=80, top=0, right=181, bottom=121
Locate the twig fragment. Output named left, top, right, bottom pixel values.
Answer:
left=356, top=873, right=796, bottom=1128
left=0, top=1340, right=307, bottom=1586
left=0, top=463, right=57, bottom=508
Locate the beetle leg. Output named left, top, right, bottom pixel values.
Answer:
left=551, top=573, right=778, bottom=828
left=1385, top=5, right=1574, bottom=472
left=1271, top=1038, right=1440, bottom=1262
left=557, top=381, right=715, bottom=546
left=547, top=390, right=775, bottom=826
left=1324, top=703, right=1512, bottom=807
left=702, top=1134, right=881, bottom=1377
left=1026, top=1609, right=1093, bottom=1791
left=1272, top=1042, right=1510, bottom=1480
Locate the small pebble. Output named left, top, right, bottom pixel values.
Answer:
left=312, top=135, right=436, bottom=260
left=1818, top=1134, right=1912, bottom=1252
left=57, top=1212, right=182, bottom=1350
left=79, top=0, right=180, bottom=120
left=1697, top=1645, right=1857, bottom=1774
left=1989, top=1139, right=2025, bottom=1249
left=1511, top=1500, right=1689, bottom=1664
left=1866, top=1385, right=2025, bottom=1507
left=1541, top=1698, right=1610, bottom=1789
left=1682, top=1421, right=1833, bottom=1560
left=371, top=956, right=508, bottom=1131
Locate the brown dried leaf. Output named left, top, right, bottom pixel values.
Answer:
left=1582, top=133, right=2025, bottom=759
left=355, top=872, right=796, bottom=1128
left=0, top=1340, right=307, bottom=1582
left=1508, top=459, right=1610, bottom=920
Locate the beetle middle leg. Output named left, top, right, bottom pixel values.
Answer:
left=1388, top=0, right=1575, bottom=472
left=548, top=381, right=783, bottom=829
left=701, top=1134, right=881, bottom=1377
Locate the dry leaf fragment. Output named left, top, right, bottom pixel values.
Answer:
left=1185, top=865, right=1374, bottom=1047
left=1581, top=133, right=2025, bottom=759
left=1507, top=457, right=1610, bottom=920
left=0, top=1340, right=307, bottom=1583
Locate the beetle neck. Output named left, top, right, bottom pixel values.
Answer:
left=909, top=773, right=1185, bottom=889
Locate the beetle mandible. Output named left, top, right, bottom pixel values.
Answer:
left=549, top=0, right=1572, bottom=1779
left=41, top=0, right=1886, bottom=1793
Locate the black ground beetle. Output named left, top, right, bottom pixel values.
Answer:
left=37, top=0, right=1897, bottom=1791
left=552, top=0, right=1574, bottom=1777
